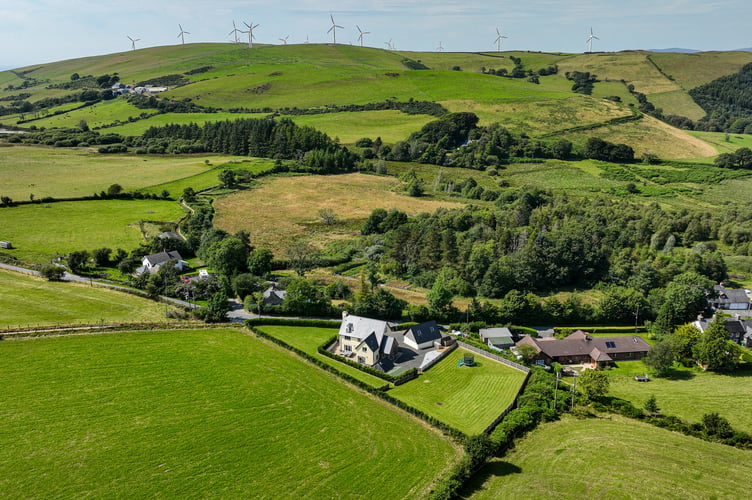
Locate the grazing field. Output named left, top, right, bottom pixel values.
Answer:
left=688, top=131, right=752, bottom=154
left=0, top=328, right=460, bottom=498
left=463, top=415, right=752, bottom=499
left=0, top=146, right=243, bottom=199
left=649, top=51, right=752, bottom=90
left=1, top=199, right=185, bottom=263
left=389, top=348, right=528, bottom=435
left=103, top=111, right=270, bottom=136
left=287, top=110, right=435, bottom=145
left=606, top=361, right=752, bottom=432
left=213, top=173, right=464, bottom=255
left=253, top=325, right=387, bottom=388
left=0, top=269, right=176, bottom=328
left=648, top=89, right=707, bottom=120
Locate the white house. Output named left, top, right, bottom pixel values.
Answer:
left=338, top=313, right=398, bottom=366
left=136, top=250, right=188, bottom=275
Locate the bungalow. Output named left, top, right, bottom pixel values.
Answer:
left=403, top=320, right=443, bottom=350
left=137, top=250, right=188, bottom=275
left=516, top=330, right=650, bottom=367
left=338, top=313, right=399, bottom=366
left=710, top=285, right=751, bottom=311
left=479, top=327, right=514, bottom=350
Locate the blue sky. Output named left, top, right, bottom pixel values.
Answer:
left=2, top=0, right=751, bottom=69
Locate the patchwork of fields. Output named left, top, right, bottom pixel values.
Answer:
left=0, top=328, right=461, bottom=498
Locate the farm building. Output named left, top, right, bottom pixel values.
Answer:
left=338, top=313, right=399, bottom=366
left=479, top=327, right=515, bottom=350
left=516, top=330, right=650, bottom=368
left=136, top=250, right=188, bottom=275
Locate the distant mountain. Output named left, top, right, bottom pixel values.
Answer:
left=649, top=48, right=701, bottom=53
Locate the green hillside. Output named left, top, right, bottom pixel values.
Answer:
left=4, top=43, right=752, bottom=157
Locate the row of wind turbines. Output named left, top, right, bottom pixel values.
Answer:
left=126, top=18, right=601, bottom=54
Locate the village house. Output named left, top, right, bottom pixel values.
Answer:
left=516, top=330, right=650, bottom=368
left=693, top=315, right=752, bottom=346
left=338, top=313, right=399, bottom=366
left=262, top=284, right=287, bottom=306
left=710, top=285, right=751, bottom=311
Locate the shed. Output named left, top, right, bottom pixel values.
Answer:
left=0, top=241, right=12, bottom=249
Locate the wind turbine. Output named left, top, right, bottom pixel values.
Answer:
left=495, top=27, right=508, bottom=52
left=385, top=38, right=394, bottom=50
left=127, top=35, right=140, bottom=51
left=356, top=25, right=370, bottom=47
left=586, top=27, right=599, bottom=53
left=177, top=24, right=189, bottom=45
left=436, top=41, right=444, bottom=52
left=229, top=20, right=242, bottom=44
left=305, top=35, right=310, bottom=44
left=243, top=21, right=260, bottom=48
left=328, top=14, right=343, bottom=45
left=279, top=35, right=289, bottom=45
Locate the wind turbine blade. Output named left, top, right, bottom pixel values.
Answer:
left=331, top=14, right=335, bottom=24
left=328, top=26, right=334, bottom=33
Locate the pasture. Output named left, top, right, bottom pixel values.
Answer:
left=0, top=328, right=460, bottom=498
left=213, top=173, right=464, bottom=255
left=0, top=269, right=177, bottom=328
left=0, top=146, right=242, bottom=199
left=0, top=199, right=185, bottom=263
left=389, top=348, right=528, bottom=435
left=287, top=110, right=435, bottom=145
left=463, top=415, right=752, bottom=499
left=606, top=361, right=752, bottom=432
left=253, top=325, right=387, bottom=388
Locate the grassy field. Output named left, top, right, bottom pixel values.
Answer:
left=287, top=110, right=435, bottom=145
left=0, top=328, right=460, bottom=498
left=1, top=199, right=185, bottom=263
left=0, top=145, right=245, bottom=199
left=463, top=415, right=752, bottom=499
left=213, top=173, right=465, bottom=255
left=102, top=111, right=270, bottom=136
left=0, top=269, right=178, bottom=328
left=606, top=360, right=752, bottom=432
left=649, top=51, right=752, bottom=90
left=389, top=348, right=528, bottom=435
left=648, top=89, right=707, bottom=120
left=253, top=325, right=387, bottom=388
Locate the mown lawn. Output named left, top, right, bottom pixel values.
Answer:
left=0, top=328, right=460, bottom=498
left=0, top=269, right=176, bottom=328
left=253, top=325, right=387, bottom=388
left=1, top=199, right=186, bottom=263
left=606, top=360, right=752, bottom=432
left=463, top=415, right=752, bottom=499
left=389, top=348, right=528, bottom=435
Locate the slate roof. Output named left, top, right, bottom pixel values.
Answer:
left=517, top=330, right=650, bottom=359
left=405, top=320, right=443, bottom=346
left=479, top=327, right=513, bottom=340
left=262, top=285, right=287, bottom=305
left=338, top=314, right=392, bottom=341
left=143, top=250, right=183, bottom=267
left=713, top=285, right=751, bottom=308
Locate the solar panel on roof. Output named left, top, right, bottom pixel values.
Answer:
left=605, top=341, right=616, bottom=349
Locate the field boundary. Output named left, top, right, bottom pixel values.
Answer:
left=457, top=341, right=530, bottom=373
left=483, top=371, right=532, bottom=434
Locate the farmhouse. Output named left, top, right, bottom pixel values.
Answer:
left=262, top=284, right=287, bottom=306
left=516, top=330, right=650, bottom=368
left=136, top=250, right=188, bottom=275
left=338, top=313, right=399, bottom=366
left=479, top=327, right=515, bottom=350
left=403, top=320, right=443, bottom=350
left=710, top=285, right=751, bottom=311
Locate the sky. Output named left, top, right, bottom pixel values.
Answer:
left=2, top=0, right=751, bottom=69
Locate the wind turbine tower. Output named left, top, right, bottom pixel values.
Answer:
left=127, top=35, right=140, bottom=51
left=229, top=21, right=242, bottom=44
left=177, top=24, right=189, bottom=45
left=436, top=41, right=444, bottom=52
left=279, top=35, right=289, bottom=45
left=328, top=15, right=343, bottom=45
left=385, top=39, right=394, bottom=50
left=586, top=27, right=599, bottom=53
left=243, top=21, right=260, bottom=48
left=357, top=25, right=370, bottom=47
left=495, top=27, right=508, bottom=52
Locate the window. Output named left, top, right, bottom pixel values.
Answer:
left=344, top=335, right=351, bottom=341
left=358, top=356, right=366, bottom=364
left=362, top=347, right=368, bottom=352
left=343, top=345, right=351, bottom=352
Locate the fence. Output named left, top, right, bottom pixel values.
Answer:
left=457, top=341, right=530, bottom=373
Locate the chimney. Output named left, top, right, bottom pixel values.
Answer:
left=342, top=310, right=349, bottom=320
